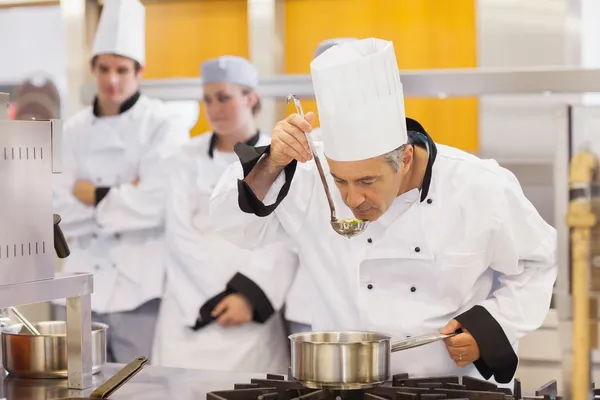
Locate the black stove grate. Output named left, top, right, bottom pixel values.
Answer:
left=205, top=371, right=553, bottom=400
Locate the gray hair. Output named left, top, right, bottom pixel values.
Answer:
left=383, top=144, right=408, bottom=172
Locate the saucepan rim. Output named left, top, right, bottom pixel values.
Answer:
left=288, top=330, right=391, bottom=344
left=1, top=321, right=109, bottom=337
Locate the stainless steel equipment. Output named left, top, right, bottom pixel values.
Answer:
left=0, top=93, right=9, bottom=120
left=288, top=330, right=457, bottom=389
left=1, top=321, right=108, bottom=378
left=9, top=307, right=41, bottom=335
left=0, top=92, right=95, bottom=390
left=59, top=356, right=147, bottom=399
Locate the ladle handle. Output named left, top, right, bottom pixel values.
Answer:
left=287, top=95, right=337, bottom=221
left=10, top=307, right=41, bottom=336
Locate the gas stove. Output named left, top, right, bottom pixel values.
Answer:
left=205, top=370, right=585, bottom=400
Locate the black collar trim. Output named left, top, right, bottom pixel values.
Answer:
left=92, top=91, right=141, bottom=117
left=406, top=127, right=437, bottom=202
left=208, top=131, right=261, bottom=158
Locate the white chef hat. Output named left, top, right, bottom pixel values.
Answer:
left=313, top=38, right=359, bottom=59
left=92, top=0, right=146, bottom=66
left=310, top=38, right=407, bottom=162
left=201, top=56, right=259, bottom=89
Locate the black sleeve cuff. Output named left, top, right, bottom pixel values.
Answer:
left=94, top=187, right=111, bottom=207
left=455, top=305, right=518, bottom=384
left=227, top=272, right=275, bottom=323
left=192, top=288, right=236, bottom=331
left=234, top=142, right=297, bottom=217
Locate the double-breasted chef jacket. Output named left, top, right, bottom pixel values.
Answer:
left=152, top=131, right=298, bottom=373
left=53, top=92, right=190, bottom=313
left=209, top=117, right=558, bottom=384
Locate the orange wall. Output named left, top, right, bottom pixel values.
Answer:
left=144, top=0, right=248, bottom=136
left=284, top=0, right=478, bottom=152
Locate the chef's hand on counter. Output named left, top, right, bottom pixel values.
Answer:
left=211, top=294, right=253, bottom=328
left=440, top=319, right=481, bottom=367
left=269, top=112, right=315, bottom=167
left=72, top=180, right=96, bottom=206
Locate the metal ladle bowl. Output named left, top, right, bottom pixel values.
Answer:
left=331, top=219, right=369, bottom=238
left=286, top=94, right=369, bottom=239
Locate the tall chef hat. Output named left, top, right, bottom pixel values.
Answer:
left=201, top=56, right=259, bottom=90
left=314, top=38, right=359, bottom=60
left=92, top=0, right=146, bottom=66
left=310, top=38, right=408, bottom=162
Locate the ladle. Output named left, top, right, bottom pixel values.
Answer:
left=286, top=94, right=368, bottom=238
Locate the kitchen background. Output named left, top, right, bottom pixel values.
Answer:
left=1, top=0, right=597, bottom=389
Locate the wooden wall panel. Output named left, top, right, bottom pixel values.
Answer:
left=284, top=0, right=478, bottom=152
left=144, top=0, right=248, bottom=136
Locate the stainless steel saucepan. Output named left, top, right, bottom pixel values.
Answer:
left=289, top=330, right=458, bottom=390
left=1, top=321, right=108, bottom=378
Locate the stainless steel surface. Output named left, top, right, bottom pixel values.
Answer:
left=1, top=320, right=107, bottom=379
left=0, top=92, right=8, bottom=120
left=9, top=307, right=41, bottom=335
left=67, top=293, right=93, bottom=389
left=0, top=119, right=55, bottom=286
left=77, top=356, right=147, bottom=399
left=81, top=67, right=600, bottom=104
left=288, top=330, right=454, bottom=389
left=0, top=363, right=267, bottom=399
left=0, top=272, right=93, bottom=308
left=286, top=95, right=368, bottom=239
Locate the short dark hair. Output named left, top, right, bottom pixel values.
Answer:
left=90, top=55, right=142, bottom=74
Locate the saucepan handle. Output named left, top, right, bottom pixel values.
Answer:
left=89, top=356, right=148, bottom=398
left=391, top=329, right=463, bottom=353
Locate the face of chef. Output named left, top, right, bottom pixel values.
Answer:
left=203, top=82, right=258, bottom=135
left=91, top=54, right=142, bottom=105
left=328, top=145, right=414, bottom=221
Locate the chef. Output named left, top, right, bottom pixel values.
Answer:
left=152, top=55, right=297, bottom=372
left=209, top=38, right=557, bottom=384
left=284, top=37, right=361, bottom=336
left=52, top=0, right=190, bottom=363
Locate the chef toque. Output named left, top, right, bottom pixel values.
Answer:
left=92, top=0, right=146, bottom=66
left=201, top=56, right=259, bottom=89
left=310, top=38, right=408, bottom=162
left=313, top=38, right=359, bottom=60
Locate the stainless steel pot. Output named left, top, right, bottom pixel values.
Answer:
left=289, top=330, right=457, bottom=390
left=1, top=321, right=108, bottom=378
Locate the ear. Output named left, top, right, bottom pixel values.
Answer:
left=247, top=91, right=258, bottom=109
left=136, top=66, right=145, bottom=80
left=401, top=145, right=414, bottom=172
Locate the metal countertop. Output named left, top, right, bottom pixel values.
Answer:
left=0, top=363, right=269, bottom=399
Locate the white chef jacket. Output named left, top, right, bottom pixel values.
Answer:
left=208, top=128, right=557, bottom=384
left=152, top=131, right=297, bottom=373
left=52, top=93, right=190, bottom=313
left=283, top=129, right=324, bottom=328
